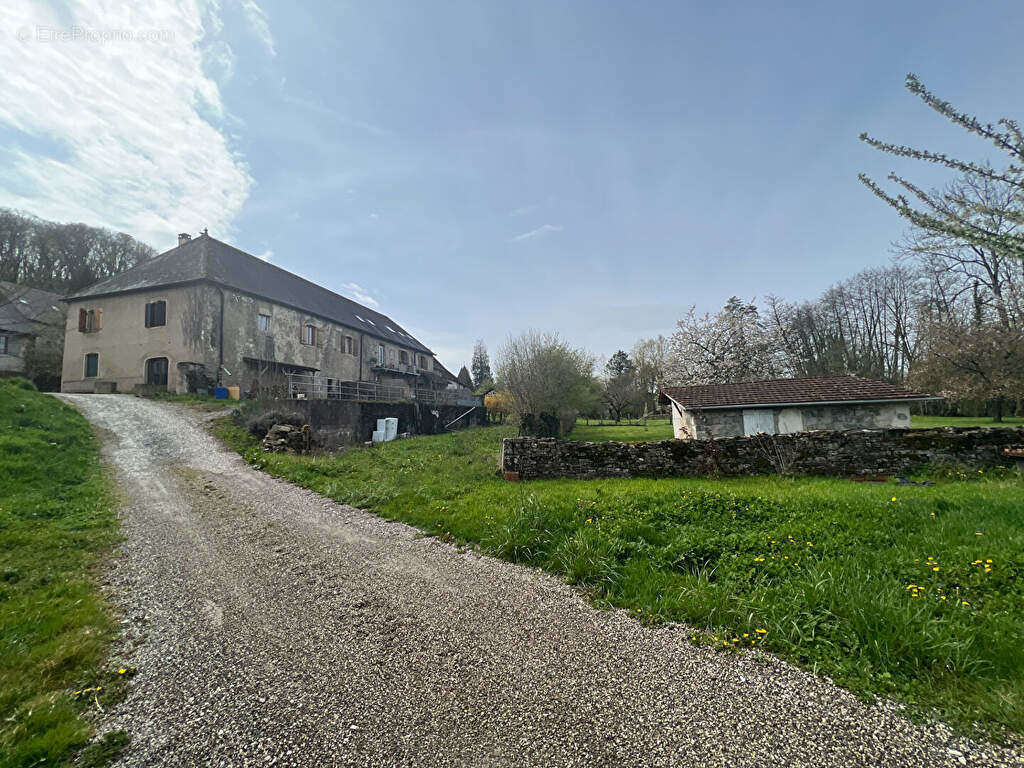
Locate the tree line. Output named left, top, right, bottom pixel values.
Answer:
left=0, top=208, right=156, bottom=295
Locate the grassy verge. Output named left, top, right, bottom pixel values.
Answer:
left=0, top=379, right=127, bottom=768
left=912, top=415, right=1024, bottom=429
left=147, top=391, right=238, bottom=412
left=211, top=418, right=1024, bottom=738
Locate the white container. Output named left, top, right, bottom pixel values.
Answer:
left=384, top=417, right=398, bottom=441
left=376, top=419, right=387, bottom=433
left=372, top=430, right=385, bottom=442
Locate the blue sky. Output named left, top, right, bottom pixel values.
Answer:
left=1, top=1, right=1023, bottom=370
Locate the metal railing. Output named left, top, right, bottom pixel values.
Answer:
left=284, top=372, right=481, bottom=406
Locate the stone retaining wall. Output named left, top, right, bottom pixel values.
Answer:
left=241, top=398, right=487, bottom=449
left=501, top=427, right=1024, bottom=480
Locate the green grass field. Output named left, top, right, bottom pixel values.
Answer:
left=912, top=415, right=1024, bottom=429
left=0, top=379, right=127, bottom=768
left=213, top=419, right=1024, bottom=737
left=567, top=418, right=674, bottom=442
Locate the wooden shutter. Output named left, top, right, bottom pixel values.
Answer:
left=78, top=308, right=87, bottom=331
left=144, top=303, right=152, bottom=328
left=94, top=309, right=102, bottom=330
left=156, top=301, right=165, bottom=326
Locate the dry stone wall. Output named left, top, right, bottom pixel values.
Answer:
left=501, top=427, right=1024, bottom=480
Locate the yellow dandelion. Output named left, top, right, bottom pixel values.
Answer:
left=756, top=628, right=767, bottom=634
left=891, top=497, right=897, bottom=502
left=118, top=668, right=127, bottom=674
left=932, top=566, right=940, bottom=571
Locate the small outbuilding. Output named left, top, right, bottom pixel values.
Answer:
left=658, top=376, right=940, bottom=440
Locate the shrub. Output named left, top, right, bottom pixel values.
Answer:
left=5, top=377, right=38, bottom=391
left=244, top=408, right=305, bottom=438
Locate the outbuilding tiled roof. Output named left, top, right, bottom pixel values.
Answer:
left=64, top=234, right=434, bottom=355
left=0, top=282, right=63, bottom=333
left=658, top=376, right=937, bottom=409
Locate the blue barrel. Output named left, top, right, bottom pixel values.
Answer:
left=214, top=387, right=228, bottom=399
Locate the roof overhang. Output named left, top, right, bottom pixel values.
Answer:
left=661, top=394, right=943, bottom=410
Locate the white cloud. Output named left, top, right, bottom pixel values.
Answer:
left=238, top=0, right=275, bottom=57
left=509, top=204, right=537, bottom=217
left=510, top=223, right=563, bottom=242
left=342, top=282, right=379, bottom=308
left=0, top=1, right=256, bottom=249
left=257, top=248, right=273, bottom=261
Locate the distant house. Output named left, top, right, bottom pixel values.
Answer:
left=61, top=232, right=456, bottom=397
left=0, top=282, right=64, bottom=380
left=658, top=376, right=940, bottom=439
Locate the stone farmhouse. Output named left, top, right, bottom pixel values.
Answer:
left=0, top=281, right=64, bottom=379
left=61, top=232, right=458, bottom=399
left=658, top=376, right=939, bottom=440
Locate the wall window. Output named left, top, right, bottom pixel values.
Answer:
left=417, top=354, right=427, bottom=369
left=144, top=300, right=166, bottom=328
left=377, top=343, right=385, bottom=362
left=400, top=350, right=409, bottom=365
left=258, top=313, right=271, bottom=332
left=302, top=324, right=317, bottom=345
left=0, top=335, right=7, bottom=355
left=84, top=353, right=98, bottom=378
left=344, top=335, right=353, bottom=354
left=78, top=308, right=101, bottom=332
left=145, top=357, right=168, bottom=386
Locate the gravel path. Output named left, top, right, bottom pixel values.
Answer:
left=60, top=394, right=1021, bottom=768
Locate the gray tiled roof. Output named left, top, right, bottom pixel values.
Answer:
left=64, top=234, right=434, bottom=354
left=659, top=376, right=937, bottom=409
left=0, top=282, right=63, bottom=333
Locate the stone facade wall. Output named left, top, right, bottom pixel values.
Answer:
left=62, top=283, right=441, bottom=395
left=671, top=402, right=912, bottom=439
left=502, top=427, right=1024, bottom=480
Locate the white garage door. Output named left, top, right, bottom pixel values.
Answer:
left=742, top=409, right=775, bottom=435
left=778, top=408, right=804, bottom=434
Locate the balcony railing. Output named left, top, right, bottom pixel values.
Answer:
left=284, top=372, right=481, bottom=406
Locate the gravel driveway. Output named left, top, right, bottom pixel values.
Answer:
left=60, top=394, right=1021, bottom=767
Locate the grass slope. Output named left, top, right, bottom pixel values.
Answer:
left=0, top=380, right=124, bottom=768
left=213, top=419, right=1024, bottom=738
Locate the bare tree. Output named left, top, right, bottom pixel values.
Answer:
left=496, top=330, right=598, bottom=435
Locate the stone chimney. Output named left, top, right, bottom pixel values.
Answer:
left=178, top=232, right=191, bottom=247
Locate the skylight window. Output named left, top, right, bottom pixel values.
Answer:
left=355, top=315, right=365, bottom=322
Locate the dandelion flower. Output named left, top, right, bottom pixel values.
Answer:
left=932, top=566, right=940, bottom=571
left=756, top=628, right=767, bottom=634
left=118, top=668, right=127, bottom=675
left=891, top=497, right=897, bottom=502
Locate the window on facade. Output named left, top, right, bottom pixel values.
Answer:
left=144, top=300, right=166, bottom=328
left=78, top=308, right=101, bottom=332
left=84, top=353, right=98, bottom=378
left=145, top=357, right=168, bottom=386
left=0, top=335, right=8, bottom=354
left=400, top=350, right=409, bottom=365
left=377, top=343, right=385, bottom=362
left=344, top=336, right=353, bottom=354
left=258, top=313, right=271, bottom=332
left=302, top=324, right=316, bottom=345
left=417, top=354, right=427, bottom=369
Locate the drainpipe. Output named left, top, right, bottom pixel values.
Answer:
left=358, top=332, right=365, bottom=381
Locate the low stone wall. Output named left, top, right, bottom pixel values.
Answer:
left=501, top=427, right=1024, bottom=480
